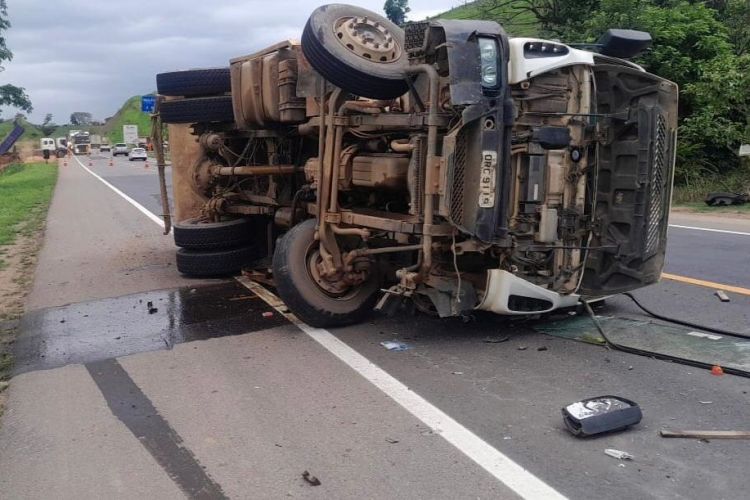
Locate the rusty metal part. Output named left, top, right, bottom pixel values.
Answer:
left=199, top=133, right=223, bottom=151
left=151, top=98, right=172, bottom=235
left=404, top=64, right=439, bottom=277
left=224, top=204, right=273, bottom=215
left=211, top=164, right=297, bottom=176
left=390, top=138, right=414, bottom=153
left=333, top=15, right=402, bottom=63
left=273, top=206, right=306, bottom=228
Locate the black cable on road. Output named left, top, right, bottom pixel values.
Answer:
left=622, top=292, right=750, bottom=340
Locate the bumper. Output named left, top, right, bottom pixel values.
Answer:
left=476, top=269, right=580, bottom=315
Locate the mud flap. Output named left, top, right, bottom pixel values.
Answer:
left=581, top=65, right=678, bottom=296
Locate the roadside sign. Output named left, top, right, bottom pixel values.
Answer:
left=123, top=125, right=138, bottom=144
left=740, top=144, right=750, bottom=157
left=141, top=95, right=156, bottom=113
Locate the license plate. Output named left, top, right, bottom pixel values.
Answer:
left=478, top=151, right=497, bottom=208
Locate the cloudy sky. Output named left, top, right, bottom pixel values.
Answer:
left=2, top=0, right=464, bottom=124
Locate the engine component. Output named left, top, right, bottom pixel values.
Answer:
left=520, top=154, right=545, bottom=213
left=351, top=154, right=409, bottom=191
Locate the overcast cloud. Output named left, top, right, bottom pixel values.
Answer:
left=1, top=0, right=459, bottom=124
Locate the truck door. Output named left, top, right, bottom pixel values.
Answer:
left=580, top=63, right=678, bottom=296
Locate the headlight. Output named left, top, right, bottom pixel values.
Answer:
left=478, top=37, right=499, bottom=88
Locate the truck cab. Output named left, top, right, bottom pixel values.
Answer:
left=158, top=4, right=678, bottom=327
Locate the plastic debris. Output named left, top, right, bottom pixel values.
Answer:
left=452, top=371, right=464, bottom=375
left=302, top=470, right=321, bottom=486
left=380, top=340, right=411, bottom=351
left=605, top=449, right=634, bottom=460
left=385, top=437, right=399, bottom=444
left=517, top=346, right=528, bottom=351
left=711, top=365, right=725, bottom=376
left=715, top=290, right=730, bottom=302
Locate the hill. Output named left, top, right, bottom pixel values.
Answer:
left=0, top=118, right=45, bottom=144
left=99, top=95, right=153, bottom=144
left=434, top=1, right=539, bottom=37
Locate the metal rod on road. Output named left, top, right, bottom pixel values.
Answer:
left=151, top=98, right=172, bottom=235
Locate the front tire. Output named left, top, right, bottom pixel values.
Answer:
left=272, top=219, right=380, bottom=327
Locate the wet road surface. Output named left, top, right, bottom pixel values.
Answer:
left=1, top=153, right=749, bottom=499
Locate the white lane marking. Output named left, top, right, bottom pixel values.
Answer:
left=236, top=276, right=566, bottom=500
left=72, top=155, right=164, bottom=228
left=669, top=224, right=750, bottom=236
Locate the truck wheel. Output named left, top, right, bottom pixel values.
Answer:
left=176, top=245, right=260, bottom=277
left=156, top=68, right=231, bottom=97
left=173, top=217, right=253, bottom=250
left=272, top=219, right=380, bottom=327
left=160, top=96, right=234, bottom=124
left=301, top=4, right=408, bottom=100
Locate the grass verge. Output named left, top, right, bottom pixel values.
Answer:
left=0, top=162, right=58, bottom=393
left=0, top=163, right=58, bottom=261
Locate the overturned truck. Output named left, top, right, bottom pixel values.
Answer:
left=155, top=4, right=678, bottom=327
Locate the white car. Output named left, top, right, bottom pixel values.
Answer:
left=99, top=144, right=111, bottom=152
left=112, top=143, right=129, bottom=156
left=128, top=147, right=148, bottom=161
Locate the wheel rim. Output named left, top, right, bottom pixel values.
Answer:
left=333, top=15, right=402, bottom=63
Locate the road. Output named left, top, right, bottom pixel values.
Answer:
left=1, top=152, right=749, bottom=499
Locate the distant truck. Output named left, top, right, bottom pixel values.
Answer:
left=69, top=131, right=91, bottom=155
left=90, top=134, right=102, bottom=149
left=55, top=137, right=68, bottom=157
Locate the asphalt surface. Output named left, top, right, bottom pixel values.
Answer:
left=1, top=152, right=749, bottom=499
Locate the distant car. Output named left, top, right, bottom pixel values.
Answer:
left=128, top=147, right=148, bottom=161
left=99, top=144, right=111, bottom=152
left=112, top=143, right=129, bottom=156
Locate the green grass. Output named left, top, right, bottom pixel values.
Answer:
left=435, top=1, right=540, bottom=37
left=0, top=118, right=45, bottom=143
left=0, top=163, right=58, bottom=265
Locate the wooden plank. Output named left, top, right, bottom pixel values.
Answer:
left=660, top=429, right=750, bottom=439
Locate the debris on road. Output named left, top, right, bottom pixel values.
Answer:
left=715, top=290, right=730, bottom=302
left=262, top=311, right=274, bottom=318
left=146, top=301, right=158, bottom=314
left=605, top=449, right=634, bottom=460
left=517, top=346, right=528, bottom=351
left=483, top=335, right=510, bottom=343
left=699, top=401, right=713, bottom=404
left=660, top=429, right=750, bottom=440
left=562, top=396, right=642, bottom=437
left=711, top=365, right=725, bottom=376
left=302, top=470, right=321, bottom=486
left=380, top=340, right=411, bottom=352
left=452, top=371, right=464, bottom=375
left=537, top=346, right=548, bottom=351
left=385, top=437, right=399, bottom=444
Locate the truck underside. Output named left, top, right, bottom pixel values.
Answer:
left=159, top=4, right=678, bottom=327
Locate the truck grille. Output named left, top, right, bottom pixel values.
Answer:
left=645, top=114, right=667, bottom=256
left=404, top=22, right=429, bottom=53
left=449, top=128, right=467, bottom=225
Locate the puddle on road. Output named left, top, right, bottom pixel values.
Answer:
left=14, top=281, right=288, bottom=374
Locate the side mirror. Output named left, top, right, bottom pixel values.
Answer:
left=597, top=29, right=652, bottom=59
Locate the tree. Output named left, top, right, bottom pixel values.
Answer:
left=0, top=0, right=32, bottom=113
left=70, top=112, right=92, bottom=126
left=384, top=0, right=410, bottom=25
left=40, top=113, right=57, bottom=136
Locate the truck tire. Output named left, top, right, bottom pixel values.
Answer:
left=272, top=219, right=380, bottom=327
left=156, top=68, right=231, bottom=97
left=160, top=96, right=234, bottom=124
left=176, top=245, right=260, bottom=277
left=301, top=4, right=408, bottom=100
left=173, top=217, right=253, bottom=250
